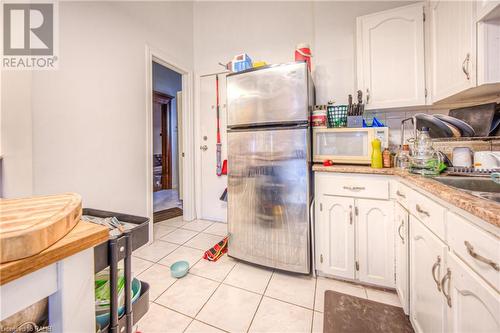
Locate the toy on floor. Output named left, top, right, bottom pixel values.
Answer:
left=203, top=237, right=228, bottom=262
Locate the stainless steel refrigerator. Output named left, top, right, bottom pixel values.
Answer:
left=226, top=62, right=314, bottom=274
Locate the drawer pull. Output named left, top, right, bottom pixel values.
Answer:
left=397, top=221, right=405, bottom=243
left=440, top=268, right=452, bottom=308
left=464, top=241, right=500, bottom=271
left=349, top=205, right=353, bottom=225
left=396, top=190, right=406, bottom=199
left=343, top=186, right=365, bottom=192
left=416, top=204, right=430, bottom=217
left=431, top=256, right=442, bottom=292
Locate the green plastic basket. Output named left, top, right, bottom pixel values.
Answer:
left=327, top=105, right=348, bottom=128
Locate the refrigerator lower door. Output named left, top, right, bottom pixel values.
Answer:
left=227, top=126, right=310, bottom=273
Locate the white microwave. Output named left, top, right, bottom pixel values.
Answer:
left=313, top=127, right=389, bottom=165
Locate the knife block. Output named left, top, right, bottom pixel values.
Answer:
left=347, top=116, right=363, bottom=128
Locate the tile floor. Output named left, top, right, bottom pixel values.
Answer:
left=134, top=216, right=402, bottom=333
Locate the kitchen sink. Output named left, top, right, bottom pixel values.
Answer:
left=434, top=176, right=500, bottom=203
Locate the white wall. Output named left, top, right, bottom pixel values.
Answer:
left=152, top=62, right=182, bottom=188
left=29, top=1, right=193, bottom=216
left=0, top=71, right=33, bottom=198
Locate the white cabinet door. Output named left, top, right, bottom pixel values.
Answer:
left=357, top=199, right=395, bottom=288
left=429, top=0, right=476, bottom=102
left=410, top=216, right=448, bottom=333
left=317, top=195, right=356, bottom=279
left=446, top=253, right=500, bottom=333
left=395, top=203, right=409, bottom=314
left=357, top=3, right=426, bottom=109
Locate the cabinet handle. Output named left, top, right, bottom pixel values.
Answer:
left=464, top=241, right=500, bottom=271
left=431, top=256, right=442, bottom=292
left=416, top=204, right=430, bottom=217
left=349, top=205, right=353, bottom=225
left=462, top=53, right=470, bottom=80
left=397, top=221, right=405, bottom=244
left=343, top=186, right=365, bottom=192
left=396, top=190, right=406, bottom=199
left=366, top=88, right=370, bottom=104
left=440, top=268, right=452, bottom=308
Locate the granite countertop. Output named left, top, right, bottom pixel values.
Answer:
left=313, top=164, right=500, bottom=228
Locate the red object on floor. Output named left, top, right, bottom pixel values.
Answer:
left=323, top=160, right=334, bottom=166
left=203, top=237, right=228, bottom=262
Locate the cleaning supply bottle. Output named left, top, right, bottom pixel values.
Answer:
left=371, top=139, right=383, bottom=169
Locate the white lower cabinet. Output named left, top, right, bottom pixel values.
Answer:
left=317, top=195, right=356, bottom=279
left=410, top=216, right=448, bottom=333
left=395, top=203, right=409, bottom=314
left=446, top=253, right=500, bottom=332
left=357, top=199, right=395, bottom=288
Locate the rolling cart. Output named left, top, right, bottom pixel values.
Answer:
left=86, top=208, right=151, bottom=333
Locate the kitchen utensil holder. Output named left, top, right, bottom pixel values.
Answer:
left=327, top=105, right=348, bottom=128
left=347, top=116, right=363, bottom=128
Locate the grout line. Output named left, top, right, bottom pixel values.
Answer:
left=246, top=270, right=275, bottom=333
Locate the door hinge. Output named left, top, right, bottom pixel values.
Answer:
left=320, top=254, right=323, bottom=263
left=355, top=261, right=359, bottom=271
left=425, top=88, right=428, bottom=98
left=423, top=11, right=426, bottom=22
left=355, top=206, right=359, bottom=216
left=320, top=203, right=323, bottom=212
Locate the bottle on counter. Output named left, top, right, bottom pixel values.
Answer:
left=371, top=139, right=383, bottom=169
left=395, top=144, right=411, bottom=169
left=382, top=148, right=391, bottom=168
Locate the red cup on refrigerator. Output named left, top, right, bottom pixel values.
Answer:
left=295, top=43, right=312, bottom=71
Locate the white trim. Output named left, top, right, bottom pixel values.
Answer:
left=145, top=45, right=196, bottom=243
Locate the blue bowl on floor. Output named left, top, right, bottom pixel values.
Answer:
left=170, top=260, right=190, bottom=278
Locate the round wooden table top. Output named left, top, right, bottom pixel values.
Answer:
left=0, top=193, right=82, bottom=263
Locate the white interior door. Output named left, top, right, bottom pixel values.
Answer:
left=177, top=91, right=183, bottom=200
left=199, top=74, right=228, bottom=222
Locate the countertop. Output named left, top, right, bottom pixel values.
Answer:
left=313, top=164, right=500, bottom=228
left=0, top=221, right=108, bottom=285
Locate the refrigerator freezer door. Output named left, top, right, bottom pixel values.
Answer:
left=227, top=127, right=310, bottom=273
left=227, top=62, right=310, bottom=128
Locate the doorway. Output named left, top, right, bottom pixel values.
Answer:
left=152, top=61, right=183, bottom=220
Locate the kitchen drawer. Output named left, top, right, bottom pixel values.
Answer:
left=408, top=189, right=446, bottom=240
left=394, top=182, right=411, bottom=208
left=448, top=212, right=500, bottom=291
left=319, top=174, right=390, bottom=199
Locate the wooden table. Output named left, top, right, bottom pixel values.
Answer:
left=0, top=221, right=108, bottom=332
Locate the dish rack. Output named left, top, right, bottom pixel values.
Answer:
left=86, top=208, right=150, bottom=333
left=445, top=167, right=500, bottom=177
left=327, top=105, right=348, bottom=128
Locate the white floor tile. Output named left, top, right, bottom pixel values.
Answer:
left=184, top=233, right=224, bottom=251
left=312, top=311, right=323, bottom=333
left=315, top=277, right=367, bottom=312
left=223, top=262, right=273, bottom=294
left=153, top=224, right=176, bottom=240
left=249, top=297, right=313, bottom=333
left=155, top=274, right=219, bottom=317
left=203, top=222, right=228, bottom=237
left=196, top=284, right=261, bottom=333
left=134, top=241, right=179, bottom=262
left=265, top=272, right=316, bottom=309
left=366, top=288, right=402, bottom=307
left=158, top=245, right=204, bottom=268
left=160, top=228, right=198, bottom=245
left=184, top=320, right=225, bottom=333
left=136, top=302, right=191, bottom=333
left=190, top=255, right=237, bottom=282
left=181, top=219, right=214, bottom=232
left=136, top=264, right=177, bottom=301
left=127, top=256, right=154, bottom=276
left=157, top=216, right=186, bottom=228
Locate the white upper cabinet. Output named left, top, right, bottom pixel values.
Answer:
left=429, top=0, right=476, bottom=102
left=357, top=3, right=426, bottom=109
left=357, top=199, right=395, bottom=288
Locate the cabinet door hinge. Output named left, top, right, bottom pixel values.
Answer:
left=355, top=261, right=360, bottom=271
left=320, top=203, right=323, bottom=212
left=425, top=88, right=428, bottom=98
left=355, top=206, right=359, bottom=216
left=423, top=11, right=426, bottom=22
left=320, top=254, right=324, bottom=263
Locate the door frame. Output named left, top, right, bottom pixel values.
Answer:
left=194, top=69, right=230, bottom=220
left=146, top=45, right=195, bottom=242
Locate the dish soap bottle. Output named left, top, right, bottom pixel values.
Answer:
left=371, top=139, right=383, bottom=169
